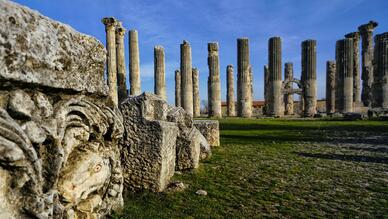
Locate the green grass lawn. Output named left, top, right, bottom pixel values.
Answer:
left=115, top=118, right=388, bottom=218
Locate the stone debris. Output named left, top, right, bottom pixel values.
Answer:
left=195, top=190, right=208, bottom=196
left=166, top=181, right=186, bottom=192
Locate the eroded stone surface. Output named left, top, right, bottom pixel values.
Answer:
left=0, top=2, right=123, bottom=218
left=120, top=93, right=210, bottom=190
left=0, top=93, right=124, bottom=218
left=120, top=93, right=178, bottom=192
left=194, top=120, right=220, bottom=147
left=0, top=0, right=107, bottom=95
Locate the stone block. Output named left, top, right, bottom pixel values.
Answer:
left=0, top=0, right=107, bottom=95
left=120, top=93, right=178, bottom=192
left=194, top=120, right=220, bottom=147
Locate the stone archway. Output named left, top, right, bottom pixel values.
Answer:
left=282, top=78, right=304, bottom=115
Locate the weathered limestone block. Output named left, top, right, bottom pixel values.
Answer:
left=0, top=0, right=107, bottom=95
left=193, top=120, right=220, bottom=147
left=167, top=107, right=202, bottom=170
left=120, top=93, right=178, bottom=192
left=0, top=2, right=124, bottom=218
left=0, top=94, right=124, bottom=218
left=120, top=93, right=210, bottom=187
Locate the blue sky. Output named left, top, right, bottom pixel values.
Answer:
left=14, top=0, right=388, bottom=105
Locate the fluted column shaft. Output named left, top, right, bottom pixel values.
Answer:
left=129, top=30, right=141, bottom=95
left=301, top=39, right=317, bottom=117
left=345, top=32, right=361, bottom=103
left=326, top=61, right=336, bottom=114
left=175, top=70, right=181, bottom=107
left=237, top=38, right=252, bottom=118
left=336, top=39, right=354, bottom=113
left=268, top=37, right=283, bottom=117
left=102, top=17, right=118, bottom=105
left=180, top=40, right=193, bottom=116
left=359, top=21, right=378, bottom=107
left=373, top=33, right=388, bottom=108
left=264, top=65, right=269, bottom=115
left=115, top=23, right=127, bottom=104
left=192, top=68, right=200, bottom=117
left=207, top=42, right=222, bottom=118
left=154, top=46, right=166, bottom=100
left=226, top=65, right=235, bottom=116
left=284, top=62, right=294, bottom=115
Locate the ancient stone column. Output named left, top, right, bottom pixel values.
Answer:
left=284, top=62, right=294, bottom=115
left=192, top=68, right=201, bottom=117
left=237, top=38, right=252, bottom=118
left=226, top=65, right=235, bottom=117
left=154, top=45, right=166, bottom=100
left=115, top=22, right=127, bottom=104
left=326, top=61, right=336, bottom=114
left=335, top=39, right=354, bottom=113
left=175, top=70, right=181, bottom=107
left=180, top=40, right=193, bottom=116
left=268, top=37, right=283, bottom=117
left=345, top=32, right=361, bottom=103
left=264, top=65, right=269, bottom=115
left=102, top=17, right=118, bottom=105
left=358, top=21, right=378, bottom=107
left=373, top=33, right=388, bottom=108
left=207, top=42, right=222, bottom=118
left=129, top=29, right=141, bottom=95
left=301, top=39, right=317, bottom=117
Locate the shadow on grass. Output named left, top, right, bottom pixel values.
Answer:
left=295, top=152, right=388, bottom=164
left=345, top=146, right=388, bottom=154
left=220, top=122, right=388, bottom=133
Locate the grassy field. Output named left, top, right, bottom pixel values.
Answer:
left=115, top=118, right=388, bottom=218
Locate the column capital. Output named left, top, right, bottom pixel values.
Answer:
left=102, top=17, right=117, bottom=33
left=115, top=22, right=126, bottom=38
left=358, top=20, right=378, bottom=34
left=208, top=42, right=219, bottom=52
